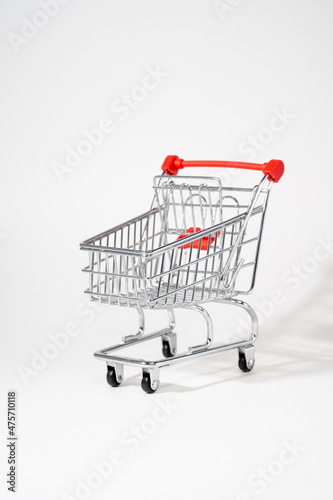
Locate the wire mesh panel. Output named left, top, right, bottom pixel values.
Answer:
left=81, top=175, right=270, bottom=308
left=153, top=175, right=223, bottom=235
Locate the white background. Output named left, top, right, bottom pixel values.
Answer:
left=1, top=0, right=333, bottom=499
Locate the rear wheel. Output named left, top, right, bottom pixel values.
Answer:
left=162, top=332, right=177, bottom=358
left=162, top=340, right=176, bottom=358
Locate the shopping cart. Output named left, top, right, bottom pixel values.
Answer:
left=80, top=155, right=284, bottom=393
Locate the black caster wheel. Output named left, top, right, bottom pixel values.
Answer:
left=238, top=352, right=255, bottom=373
left=141, top=373, right=158, bottom=394
left=106, top=366, right=122, bottom=387
left=162, top=340, right=175, bottom=358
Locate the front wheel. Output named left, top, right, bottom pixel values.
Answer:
left=238, top=351, right=255, bottom=373
left=141, top=372, right=159, bottom=394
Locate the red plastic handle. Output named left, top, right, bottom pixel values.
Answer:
left=161, top=155, right=284, bottom=183
left=176, top=227, right=220, bottom=250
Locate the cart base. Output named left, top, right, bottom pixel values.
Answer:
left=94, top=298, right=258, bottom=393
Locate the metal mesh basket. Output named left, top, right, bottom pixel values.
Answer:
left=81, top=174, right=270, bottom=308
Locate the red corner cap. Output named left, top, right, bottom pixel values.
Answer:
left=263, top=159, right=284, bottom=183
left=161, top=155, right=182, bottom=175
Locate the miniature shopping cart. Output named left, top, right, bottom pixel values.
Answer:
left=80, top=155, right=284, bottom=393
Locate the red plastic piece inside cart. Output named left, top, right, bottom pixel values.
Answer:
left=177, top=227, right=219, bottom=250
left=161, top=156, right=284, bottom=182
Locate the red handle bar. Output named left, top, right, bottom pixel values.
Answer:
left=161, top=155, right=284, bottom=183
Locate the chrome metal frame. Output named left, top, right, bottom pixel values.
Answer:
left=95, top=298, right=258, bottom=387
left=81, top=171, right=272, bottom=391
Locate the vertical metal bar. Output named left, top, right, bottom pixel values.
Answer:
left=191, top=237, right=202, bottom=302
left=152, top=211, right=156, bottom=251
left=105, top=253, right=109, bottom=295
left=189, top=186, right=196, bottom=229
left=179, top=184, right=188, bottom=232
left=165, top=249, right=175, bottom=299
left=183, top=241, right=194, bottom=304
left=139, top=218, right=143, bottom=251
left=207, top=187, right=215, bottom=225
left=133, top=219, right=137, bottom=250
left=156, top=252, right=165, bottom=298
left=97, top=246, right=101, bottom=298
left=170, top=183, right=179, bottom=235
left=89, top=251, right=94, bottom=294
left=198, top=185, right=204, bottom=229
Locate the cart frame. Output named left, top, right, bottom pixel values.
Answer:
left=80, top=156, right=284, bottom=392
